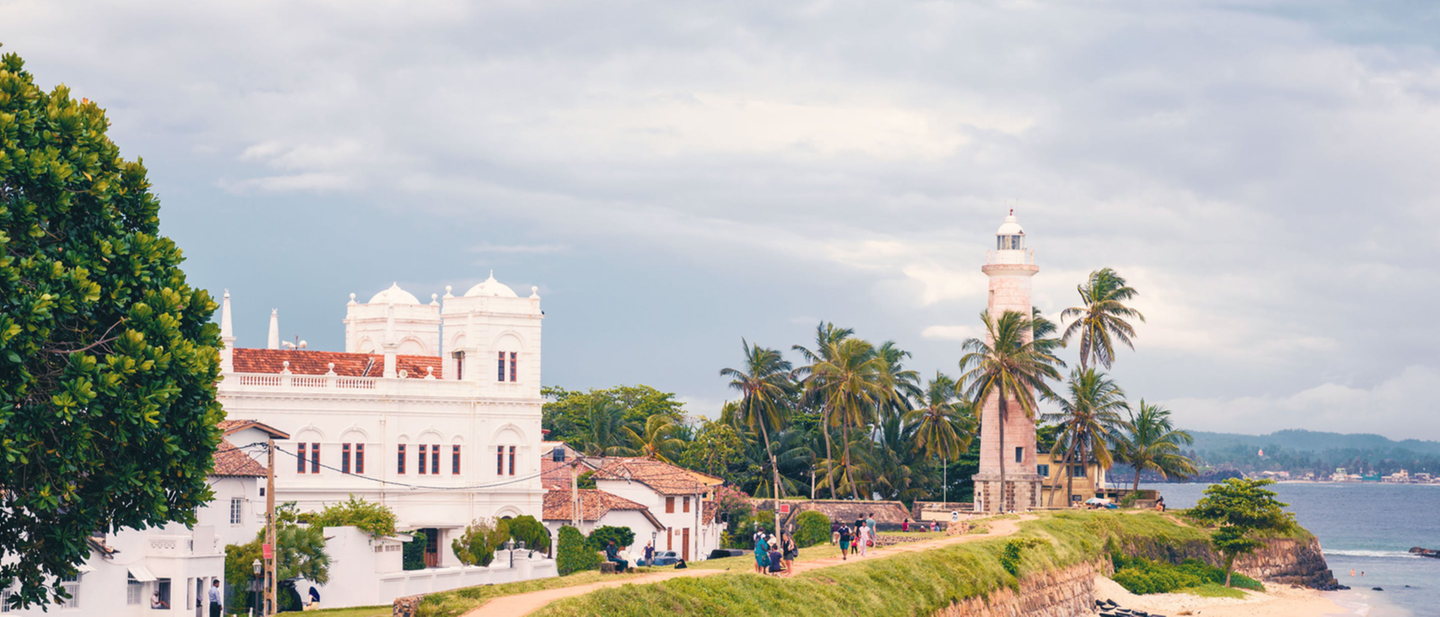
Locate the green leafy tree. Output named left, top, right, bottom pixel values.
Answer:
left=680, top=418, right=747, bottom=483
left=309, top=494, right=398, bottom=538
left=1043, top=368, right=1127, bottom=506
left=906, top=371, right=975, bottom=462
left=959, top=310, right=1063, bottom=511
left=275, top=525, right=330, bottom=583
left=793, top=511, right=831, bottom=548
left=1190, top=478, right=1295, bottom=586
left=586, top=525, right=637, bottom=551
left=402, top=530, right=427, bottom=571
left=721, top=339, right=794, bottom=528
left=576, top=470, right=597, bottom=489
left=1113, top=400, right=1196, bottom=491
left=0, top=48, right=225, bottom=608
left=807, top=338, right=888, bottom=500
left=791, top=321, right=855, bottom=499
left=556, top=525, right=601, bottom=575
left=452, top=518, right=510, bottom=567
left=1061, top=268, right=1145, bottom=370
left=621, top=413, right=688, bottom=463
left=223, top=542, right=263, bottom=613
left=506, top=515, right=551, bottom=553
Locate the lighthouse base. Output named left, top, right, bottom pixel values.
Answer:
left=971, top=472, right=1042, bottom=513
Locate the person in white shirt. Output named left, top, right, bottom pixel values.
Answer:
left=208, top=580, right=222, bottom=617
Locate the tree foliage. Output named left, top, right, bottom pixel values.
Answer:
left=452, top=518, right=510, bottom=567
left=586, top=525, right=636, bottom=551
left=506, top=515, right=551, bottom=553
left=1189, top=478, right=1294, bottom=586
left=556, top=525, right=601, bottom=575
left=309, top=494, right=398, bottom=538
left=0, top=47, right=224, bottom=608
left=793, top=511, right=831, bottom=548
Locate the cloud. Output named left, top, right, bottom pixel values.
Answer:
left=469, top=243, right=569, bottom=254
left=921, top=325, right=981, bottom=342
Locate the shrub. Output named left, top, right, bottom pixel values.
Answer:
left=309, top=494, right=399, bottom=538
left=794, top=511, right=831, bottom=548
left=403, top=530, right=427, bottom=571
left=1110, top=555, right=1265, bottom=595
left=507, top=515, right=551, bottom=553
left=576, top=471, right=597, bottom=489
left=999, top=538, right=1046, bottom=577
left=587, top=525, right=636, bottom=551
left=453, top=519, right=511, bottom=566
left=557, top=526, right=602, bottom=575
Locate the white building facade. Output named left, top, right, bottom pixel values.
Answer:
left=214, top=274, right=547, bottom=570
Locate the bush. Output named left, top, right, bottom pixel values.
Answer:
left=309, top=494, right=398, bottom=538
left=507, top=515, right=551, bottom=553
left=403, top=530, right=427, bottom=571
left=587, top=525, right=636, bottom=551
left=557, top=526, right=602, bottom=575
left=794, top=511, right=831, bottom=548
left=453, top=519, right=511, bottom=566
left=999, top=538, right=1046, bottom=577
left=724, top=512, right=775, bottom=549
left=1110, top=555, right=1265, bottom=594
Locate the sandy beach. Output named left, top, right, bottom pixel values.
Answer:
left=1092, top=576, right=1355, bottom=616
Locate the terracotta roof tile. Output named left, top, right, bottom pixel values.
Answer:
left=591, top=458, right=707, bottom=496
left=212, top=439, right=267, bottom=477
left=232, top=348, right=441, bottom=379
left=542, top=489, right=662, bottom=532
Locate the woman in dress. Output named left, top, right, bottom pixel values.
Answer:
left=781, top=532, right=798, bottom=576
left=754, top=532, right=770, bottom=574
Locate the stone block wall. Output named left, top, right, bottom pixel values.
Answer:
left=933, top=559, right=1111, bottom=617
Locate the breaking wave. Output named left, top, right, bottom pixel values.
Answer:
left=1325, top=549, right=1425, bottom=559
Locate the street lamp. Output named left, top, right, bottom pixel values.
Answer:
left=505, top=539, right=515, bottom=568
left=251, top=559, right=262, bottom=617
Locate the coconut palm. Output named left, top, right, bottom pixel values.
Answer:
left=1114, top=400, right=1196, bottom=491
left=959, top=310, right=1064, bottom=512
left=1043, top=368, right=1128, bottom=506
left=621, top=413, right=689, bottom=464
left=868, top=341, right=922, bottom=483
left=1061, top=268, right=1145, bottom=370
left=809, top=337, right=889, bottom=500
left=720, top=340, right=794, bottom=527
left=793, top=321, right=854, bottom=499
left=1032, top=307, right=1064, bottom=356
left=905, top=372, right=975, bottom=461
left=579, top=398, right=632, bottom=456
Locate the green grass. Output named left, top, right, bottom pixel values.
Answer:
left=878, top=531, right=945, bottom=540
left=301, top=606, right=393, bottom=617
left=1178, top=583, right=1249, bottom=598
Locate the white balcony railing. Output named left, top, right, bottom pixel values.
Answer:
left=147, top=535, right=221, bottom=558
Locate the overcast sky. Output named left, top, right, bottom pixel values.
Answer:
left=5, top=0, right=1439, bottom=440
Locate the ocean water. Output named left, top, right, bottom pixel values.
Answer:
left=1140, top=482, right=1440, bottom=616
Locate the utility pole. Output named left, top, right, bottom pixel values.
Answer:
left=265, top=437, right=277, bottom=616
left=570, top=456, right=580, bottom=528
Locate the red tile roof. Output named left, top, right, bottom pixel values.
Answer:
left=212, top=439, right=267, bottom=477
left=542, top=489, right=663, bottom=531
left=591, top=458, right=708, bottom=496
left=540, top=456, right=603, bottom=490
left=232, top=348, right=441, bottom=379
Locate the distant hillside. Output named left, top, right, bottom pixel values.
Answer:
left=1187, top=429, right=1440, bottom=456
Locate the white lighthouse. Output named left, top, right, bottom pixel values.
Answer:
left=972, top=210, right=1043, bottom=513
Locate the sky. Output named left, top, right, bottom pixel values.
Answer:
left=3, top=0, right=1439, bottom=440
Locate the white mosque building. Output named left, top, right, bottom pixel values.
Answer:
left=215, top=273, right=547, bottom=570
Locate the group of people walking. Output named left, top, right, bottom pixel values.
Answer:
left=832, top=513, right=879, bottom=561
left=752, top=530, right=798, bottom=576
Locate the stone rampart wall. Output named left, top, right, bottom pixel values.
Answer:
left=933, top=560, right=1111, bottom=617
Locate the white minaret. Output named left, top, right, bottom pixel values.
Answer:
left=972, top=210, right=1042, bottom=513
left=267, top=309, right=280, bottom=350
left=219, top=290, right=235, bottom=372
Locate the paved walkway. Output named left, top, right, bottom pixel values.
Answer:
left=465, top=514, right=1035, bottom=617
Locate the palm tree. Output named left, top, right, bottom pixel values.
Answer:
left=1061, top=268, right=1145, bottom=370
left=905, top=372, right=975, bottom=461
left=720, top=340, right=794, bottom=529
left=959, top=310, right=1063, bottom=512
left=622, top=414, right=688, bottom=464
left=1032, top=307, right=1064, bottom=356
left=1114, top=400, right=1196, bottom=491
left=808, top=338, right=889, bottom=500
left=580, top=398, right=631, bottom=456
left=793, top=322, right=854, bottom=499
left=1043, top=368, right=1128, bottom=506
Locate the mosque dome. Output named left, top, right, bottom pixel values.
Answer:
left=996, top=212, right=1024, bottom=236
left=464, top=271, right=519, bottom=298
left=368, top=282, right=421, bottom=305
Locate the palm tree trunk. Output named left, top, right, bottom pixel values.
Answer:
left=760, top=423, right=782, bottom=533
left=822, top=403, right=836, bottom=500
left=1133, top=462, right=1143, bottom=493
left=1047, top=445, right=1075, bottom=507
left=997, top=386, right=1007, bottom=513
left=843, top=419, right=859, bottom=501
left=1065, top=444, right=1075, bottom=507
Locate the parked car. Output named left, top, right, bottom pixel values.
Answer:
left=650, top=550, right=681, bottom=566
left=708, top=549, right=746, bottom=560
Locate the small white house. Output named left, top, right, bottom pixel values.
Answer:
left=541, top=489, right=665, bottom=551
left=589, top=458, right=726, bottom=562
left=0, top=420, right=287, bottom=617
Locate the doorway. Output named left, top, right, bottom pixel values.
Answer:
left=681, top=528, right=690, bottom=561
left=422, top=528, right=441, bottom=568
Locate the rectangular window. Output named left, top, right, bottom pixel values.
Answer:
left=509, top=352, right=517, bottom=382
left=453, top=350, right=465, bottom=381
left=397, top=445, right=407, bottom=474
left=2, top=587, right=13, bottom=611
left=356, top=444, right=365, bottom=475
left=310, top=443, right=320, bottom=474
left=508, top=446, right=516, bottom=476
left=497, top=352, right=506, bottom=382
left=126, top=576, right=143, bottom=605
left=452, top=445, right=461, bottom=475
left=1071, top=465, right=1087, bottom=478
left=418, top=445, right=428, bottom=475
left=431, top=444, right=440, bottom=475
left=1037, top=464, right=1050, bottom=478
left=230, top=497, right=243, bottom=525
left=1015, top=446, right=1023, bottom=464
left=154, top=578, right=170, bottom=610
left=59, top=574, right=79, bottom=609
left=497, top=446, right=504, bottom=475
left=296, top=443, right=307, bottom=473
left=683, top=496, right=690, bottom=513
left=342, top=443, right=352, bottom=474
left=665, top=497, right=675, bottom=514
